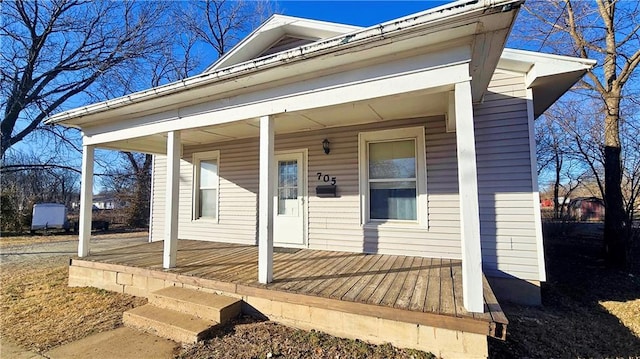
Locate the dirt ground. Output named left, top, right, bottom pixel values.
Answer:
left=1, top=229, right=638, bottom=358
left=178, top=317, right=434, bottom=359
left=488, top=228, right=640, bottom=358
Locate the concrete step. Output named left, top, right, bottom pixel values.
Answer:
left=150, top=287, right=241, bottom=323
left=123, top=304, right=217, bottom=343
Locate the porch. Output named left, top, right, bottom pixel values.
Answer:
left=69, top=239, right=507, bottom=356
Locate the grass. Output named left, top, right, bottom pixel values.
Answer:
left=0, top=258, right=147, bottom=353
left=0, top=228, right=148, bottom=247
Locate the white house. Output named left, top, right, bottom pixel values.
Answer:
left=46, top=0, right=594, bottom=356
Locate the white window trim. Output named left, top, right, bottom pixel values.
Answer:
left=192, top=150, right=220, bottom=223
left=358, top=126, right=427, bottom=229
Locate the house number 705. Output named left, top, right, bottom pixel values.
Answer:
left=317, top=172, right=336, bottom=185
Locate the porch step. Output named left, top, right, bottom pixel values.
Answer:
left=150, top=287, right=242, bottom=323
left=123, top=304, right=217, bottom=343
left=123, top=288, right=242, bottom=343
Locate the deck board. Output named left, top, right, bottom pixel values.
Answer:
left=281, top=252, right=347, bottom=292
left=308, top=253, right=364, bottom=296
left=351, top=255, right=396, bottom=303
left=329, top=254, right=380, bottom=300
left=390, top=256, right=418, bottom=309
left=76, top=239, right=508, bottom=336
left=377, top=256, right=411, bottom=307
left=272, top=250, right=318, bottom=282
left=439, top=259, right=456, bottom=315
left=408, top=257, right=429, bottom=312
left=295, top=252, right=356, bottom=295
left=424, top=258, right=441, bottom=313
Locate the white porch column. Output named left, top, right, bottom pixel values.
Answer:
left=258, top=115, right=275, bottom=283
left=78, top=145, right=94, bottom=257
left=454, top=80, right=484, bottom=313
left=163, top=131, right=181, bottom=268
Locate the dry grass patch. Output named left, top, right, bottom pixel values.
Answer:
left=0, top=259, right=146, bottom=353
left=0, top=230, right=148, bottom=247
left=601, top=298, right=640, bottom=338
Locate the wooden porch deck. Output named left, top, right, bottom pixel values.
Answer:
left=73, top=239, right=508, bottom=339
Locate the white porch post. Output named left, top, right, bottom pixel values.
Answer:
left=258, top=115, right=275, bottom=283
left=454, top=80, right=484, bottom=313
left=163, top=131, right=181, bottom=268
left=78, top=145, right=94, bottom=257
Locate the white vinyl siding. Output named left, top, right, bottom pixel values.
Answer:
left=149, top=154, right=165, bottom=242
left=474, top=70, right=541, bottom=281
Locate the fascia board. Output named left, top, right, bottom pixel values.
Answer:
left=499, top=48, right=596, bottom=87
left=81, top=60, right=471, bottom=145
left=205, top=15, right=362, bottom=73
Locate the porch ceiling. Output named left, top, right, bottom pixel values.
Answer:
left=100, top=89, right=448, bottom=153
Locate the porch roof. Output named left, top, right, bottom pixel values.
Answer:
left=71, top=239, right=509, bottom=339
left=45, top=0, right=524, bottom=129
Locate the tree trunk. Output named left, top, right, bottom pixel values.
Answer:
left=129, top=155, right=153, bottom=227
left=554, top=150, right=561, bottom=219
left=603, top=145, right=627, bottom=267
left=603, top=93, right=627, bottom=268
left=123, top=153, right=153, bottom=228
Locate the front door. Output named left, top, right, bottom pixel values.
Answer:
left=274, top=150, right=306, bottom=247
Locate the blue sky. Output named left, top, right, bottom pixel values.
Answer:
left=277, top=1, right=448, bottom=26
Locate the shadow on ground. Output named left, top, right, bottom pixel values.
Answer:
left=489, top=223, right=640, bottom=358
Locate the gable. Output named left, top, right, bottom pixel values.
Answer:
left=205, top=14, right=362, bottom=72
left=259, top=35, right=317, bottom=57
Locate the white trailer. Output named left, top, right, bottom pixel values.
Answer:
left=31, top=203, right=70, bottom=233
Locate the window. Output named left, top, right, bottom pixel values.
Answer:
left=278, top=160, right=299, bottom=216
left=193, top=151, right=220, bottom=221
left=359, top=127, right=427, bottom=226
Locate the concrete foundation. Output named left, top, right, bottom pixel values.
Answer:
left=487, top=277, right=542, bottom=306
left=69, top=263, right=490, bottom=358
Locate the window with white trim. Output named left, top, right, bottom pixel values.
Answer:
left=193, top=150, right=220, bottom=221
left=359, top=127, right=427, bottom=226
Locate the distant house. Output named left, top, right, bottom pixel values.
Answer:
left=540, top=198, right=554, bottom=208
left=92, top=194, right=118, bottom=210
left=45, top=0, right=596, bottom=356
left=569, top=197, right=605, bottom=222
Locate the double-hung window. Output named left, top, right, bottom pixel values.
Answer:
left=193, top=150, right=220, bottom=221
left=359, top=127, right=427, bottom=226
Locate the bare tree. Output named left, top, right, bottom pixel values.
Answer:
left=98, top=0, right=273, bottom=227
left=0, top=0, right=170, bottom=158
left=537, top=104, right=594, bottom=220
left=174, top=0, right=272, bottom=59
left=1, top=0, right=274, bottom=231
left=100, top=152, right=152, bottom=227
left=619, top=106, right=640, bottom=228
left=1, top=152, right=80, bottom=231
left=516, top=0, right=640, bottom=268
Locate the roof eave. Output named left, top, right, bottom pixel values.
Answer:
left=498, top=48, right=596, bottom=118
left=45, top=0, right=522, bottom=127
